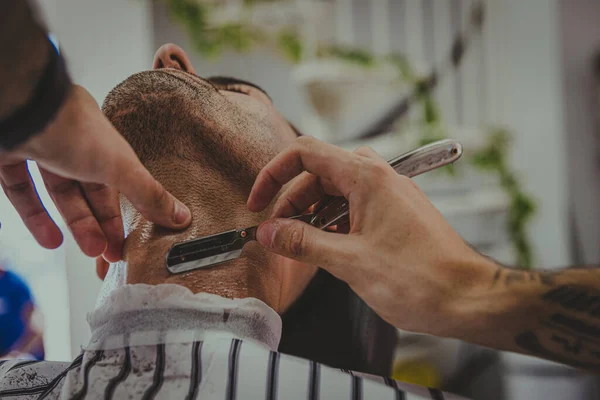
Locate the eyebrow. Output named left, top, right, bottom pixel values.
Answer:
left=207, top=76, right=271, bottom=101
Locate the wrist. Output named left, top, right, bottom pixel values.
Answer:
left=447, top=257, right=546, bottom=350
left=444, top=254, right=510, bottom=341
left=0, top=41, right=72, bottom=152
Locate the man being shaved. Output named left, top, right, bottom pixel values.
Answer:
left=0, top=44, right=460, bottom=399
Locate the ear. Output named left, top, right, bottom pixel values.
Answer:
left=96, top=257, right=110, bottom=280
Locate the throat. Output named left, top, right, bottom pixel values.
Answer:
left=123, top=223, right=281, bottom=306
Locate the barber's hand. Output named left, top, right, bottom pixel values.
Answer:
left=248, top=136, right=494, bottom=338
left=0, top=85, right=191, bottom=261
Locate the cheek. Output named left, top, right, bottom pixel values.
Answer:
left=223, top=93, right=296, bottom=151
left=268, top=112, right=298, bottom=149
left=226, top=93, right=270, bottom=120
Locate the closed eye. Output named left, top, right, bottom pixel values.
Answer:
left=222, top=86, right=251, bottom=96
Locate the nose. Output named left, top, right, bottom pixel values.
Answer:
left=153, top=43, right=196, bottom=74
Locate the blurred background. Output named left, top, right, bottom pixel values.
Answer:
left=1, top=0, right=600, bottom=398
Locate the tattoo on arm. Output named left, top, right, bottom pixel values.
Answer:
left=544, top=286, right=600, bottom=316
left=515, top=331, right=600, bottom=371
left=514, top=283, right=600, bottom=371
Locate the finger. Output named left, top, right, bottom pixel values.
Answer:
left=113, top=156, right=191, bottom=230
left=0, top=161, right=63, bottom=249
left=271, top=172, right=342, bottom=218
left=248, top=136, right=361, bottom=212
left=353, top=145, right=387, bottom=162
left=40, top=169, right=107, bottom=258
left=81, top=182, right=124, bottom=262
left=255, top=218, right=359, bottom=281
left=96, top=257, right=110, bottom=280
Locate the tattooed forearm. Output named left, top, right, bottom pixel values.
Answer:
left=543, top=286, right=600, bottom=317
left=474, top=261, right=600, bottom=371
left=548, top=313, right=600, bottom=339
left=515, top=331, right=600, bottom=371
left=513, top=283, right=600, bottom=372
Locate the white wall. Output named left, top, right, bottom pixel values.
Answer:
left=559, top=0, right=600, bottom=265
left=38, top=0, right=154, bottom=357
left=499, top=0, right=570, bottom=268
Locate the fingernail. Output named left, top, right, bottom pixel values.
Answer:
left=174, top=201, right=191, bottom=225
left=257, top=221, right=277, bottom=248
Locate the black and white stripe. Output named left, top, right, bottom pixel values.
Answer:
left=0, top=383, right=49, bottom=397
left=141, top=344, right=166, bottom=400
left=308, top=360, right=320, bottom=400
left=226, top=339, right=242, bottom=400
left=429, top=388, right=446, bottom=400
left=185, top=341, right=203, bottom=400
left=37, top=353, right=84, bottom=399
left=0, top=341, right=457, bottom=399
left=384, top=376, right=406, bottom=400
left=71, top=350, right=104, bottom=400
left=6, top=359, right=40, bottom=372
left=266, top=351, right=280, bottom=400
left=104, top=346, right=132, bottom=400
left=351, top=374, right=363, bottom=400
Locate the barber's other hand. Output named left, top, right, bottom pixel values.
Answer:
left=0, top=85, right=191, bottom=261
left=248, top=136, right=494, bottom=338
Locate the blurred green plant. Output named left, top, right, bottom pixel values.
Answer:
left=318, top=46, right=377, bottom=68
left=159, top=0, right=536, bottom=268
left=278, top=30, right=303, bottom=63
left=161, top=0, right=262, bottom=58
left=471, top=128, right=536, bottom=267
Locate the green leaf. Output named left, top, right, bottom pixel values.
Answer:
left=243, top=0, right=280, bottom=5
left=470, top=126, right=536, bottom=268
left=422, top=95, right=440, bottom=124
left=278, top=30, right=303, bottom=63
left=386, top=53, right=415, bottom=81
left=322, top=46, right=377, bottom=67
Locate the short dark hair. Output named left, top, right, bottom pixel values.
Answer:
left=102, top=71, right=216, bottom=164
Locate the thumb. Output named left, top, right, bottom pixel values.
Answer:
left=116, top=161, right=192, bottom=229
left=256, top=218, right=357, bottom=273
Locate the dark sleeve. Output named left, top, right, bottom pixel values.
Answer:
left=280, top=269, right=398, bottom=376
left=0, top=1, right=72, bottom=151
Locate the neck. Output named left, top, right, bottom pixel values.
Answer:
left=123, top=227, right=281, bottom=304
left=120, top=167, right=283, bottom=309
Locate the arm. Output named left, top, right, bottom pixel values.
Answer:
left=0, top=1, right=192, bottom=259
left=455, top=260, right=600, bottom=371
left=247, top=136, right=600, bottom=372
left=0, top=1, right=51, bottom=121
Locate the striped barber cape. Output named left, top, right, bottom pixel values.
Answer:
left=0, top=284, right=465, bottom=399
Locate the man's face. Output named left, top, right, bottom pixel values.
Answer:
left=153, top=43, right=299, bottom=156
left=99, top=44, right=316, bottom=312
left=104, top=42, right=304, bottom=237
